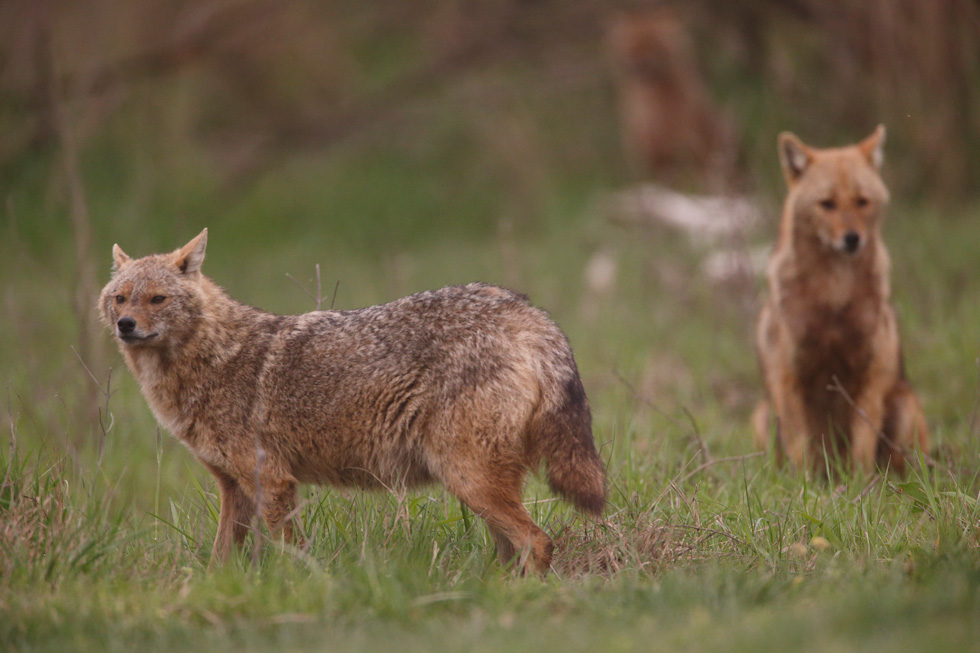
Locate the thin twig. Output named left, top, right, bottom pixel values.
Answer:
left=315, top=264, right=322, bottom=311
left=70, top=346, right=115, bottom=469
left=97, top=368, right=113, bottom=470
left=851, top=475, right=881, bottom=504
left=666, top=477, right=694, bottom=514
left=681, top=405, right=711, bottom=464
left=286, top=264, right=330, bottom=311
left=676, top=452, right=765, bottom=486
left=663, top=523, right=747, bottom=548
left=3, top=390, right=17, bottom=493
left=70, top=345, right=106, bottom=391
left=613, top=370, right=710, bottom=457
left=285, top=273, right=318, bottom=306
left=672, top=530, right=721, bottom=557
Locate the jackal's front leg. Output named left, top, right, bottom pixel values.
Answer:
left=204, top=463, right=256, bottom=565
left=757, top=315, right=810, bottom=469
left=850, top=393, right=886, bottom=474
left=770, top=383, right=810, bottom=469
left=850, top=344, right=898, bottom=473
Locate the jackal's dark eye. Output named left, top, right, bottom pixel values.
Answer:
left=115, top=295, right=125, bottom=304
left=150, top=295, right=167, bottom=304
left=855, top=196, right=869, bottom=208
left=819, top=198, right=836, bottom=210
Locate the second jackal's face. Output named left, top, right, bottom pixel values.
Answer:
left=779, top=126, right=890, bottom=256
left=98, top=230, right=208, bottom=349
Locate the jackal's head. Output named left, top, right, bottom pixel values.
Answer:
left=98, top=229, right=208, bottom=349
left=778, top=125, right=889, bottom=256
left=609, top=8, right=691, bottom=83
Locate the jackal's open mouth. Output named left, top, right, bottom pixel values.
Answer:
left=118, top=333, right=158, bottom=345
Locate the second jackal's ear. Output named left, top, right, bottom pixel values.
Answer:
left=173, top=228, right=208, bottom=275
left=778, top=132, right=812, bottom=184
left=858, top=124, right=886, bottom=170
left=112, top=244, right=132, bottom=272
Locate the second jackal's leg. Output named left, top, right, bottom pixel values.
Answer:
left=204, top=464, right=256, bottom=565
left=752, top=400, right=779, bottom=457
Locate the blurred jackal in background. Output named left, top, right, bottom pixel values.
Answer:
left=608, top=8, right=736, bottom=189
left=99, top=230, right=606, bottom=574
left=753, top=126, right=929, bottom=474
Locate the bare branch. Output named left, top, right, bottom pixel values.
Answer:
left=676, top=452, right=764, bottom=486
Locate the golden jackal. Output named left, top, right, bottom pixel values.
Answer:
left=608, top=8, right=735, bottom=187
left=753, top=126, right=928, bottom=474
left=99, top=230, right=606, bottom=573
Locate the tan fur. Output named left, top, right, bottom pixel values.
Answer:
left=99, top=230, right=606, bottom=574
left=754, top=126, right=929, bottom=474
left=608, top=9, right=735, bottom=186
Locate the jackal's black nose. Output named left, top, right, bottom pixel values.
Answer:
left=843, top=231, right=861, bottom=253
left=117, top=317, right=136, bottom=334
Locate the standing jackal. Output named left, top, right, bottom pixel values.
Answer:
left=99, top=230, right=606, bottom=573
left=753, top=126, right=929, bottom=474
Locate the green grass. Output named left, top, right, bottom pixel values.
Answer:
left=3, top=70, right=980, bottom=652
left=3, top=409, right=980, bottom=651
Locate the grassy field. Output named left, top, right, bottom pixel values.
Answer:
left=3, top=71, right=980, bottom=651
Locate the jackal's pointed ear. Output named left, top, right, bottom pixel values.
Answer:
left=112, top=244, right=131, bottom=273
left=858, top=124, right=886, bottom=170
left=173, top=228, right=208, bottom=275
left=778, top=132, right=812, bottom=184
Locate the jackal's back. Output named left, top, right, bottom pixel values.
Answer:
left=252, top=283, right=585, bottom=487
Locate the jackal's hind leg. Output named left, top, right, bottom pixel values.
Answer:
left=445, top=467, right=553, bottom=575
left=260, top=476, right=307, bottom=551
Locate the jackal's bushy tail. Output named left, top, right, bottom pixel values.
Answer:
left=533, top=372, right=607, bottom=517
